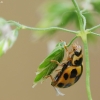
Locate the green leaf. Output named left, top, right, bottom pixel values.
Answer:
left=33, top=41, right=66, bottom=87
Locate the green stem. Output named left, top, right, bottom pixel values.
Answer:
left=81, top=14, right=86, bottom=30
left=7, top=20, right=77, bottom=34
left=72, top=0, right=84, bottom=32
left=87, top=24, right=100, bottom=31
left=22, top=25, right=77, bottom=34
left=67, top=36, right=78, bottom=47
left=89, top=32, right=100, bottom=36
left=82, top=35, right=92, bottom=100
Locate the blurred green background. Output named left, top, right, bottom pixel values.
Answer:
left=0, top=0, right=100, bottom=100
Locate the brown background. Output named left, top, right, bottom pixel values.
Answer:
left=0, top=0, right=100, bottom=100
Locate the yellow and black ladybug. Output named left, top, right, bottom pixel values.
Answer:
left=46, top=43, right=83, bottom=95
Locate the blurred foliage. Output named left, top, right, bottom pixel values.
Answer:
left=0, top=18, right=18, bottom=56
left=34, top=0, right=100, bottom=41
left=92, top=0, right=100, bottom=12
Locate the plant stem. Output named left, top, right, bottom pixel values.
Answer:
left=82, top=35, right=92, bottom=100
left=67, top=36, right=78, bottom=47
left=72, top=0, right=84, bottom=32
left=87, top=24, right=100, bottom=31
left=7, top=20, right=77, bottom=34
left=81, top=14, right=86, bottom=30
left=89, top=32, right=100, bottom=36
left=22, top=25, right=77, bottom=34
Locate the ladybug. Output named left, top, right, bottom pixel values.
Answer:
left=46, top=43, right=83, bottom=95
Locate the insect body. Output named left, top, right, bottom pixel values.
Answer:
left=49, top=43, right=83, bottom=89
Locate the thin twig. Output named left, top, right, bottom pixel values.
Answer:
left=7, top=20, right=78, bottom=34
left=72, top=0, right=84, bottom=32
left=89, top=32, right=100, bottom=36
left=67, top=36, right=78, bottom=47
left=87, top=24, right=100, bottom=31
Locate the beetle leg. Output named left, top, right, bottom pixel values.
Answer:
left=64, top=45, right=68, bottom=52
left=66, top=48, right=74, bottom=61
left=51, top=60, right=64, bottom=69
left=51, top=60, right=61, bottom=66
left=55, top=68, right=62, bottom=72
left=45, top=75, right=55, bottom=82
left=64, top=45, right=73, bottom=61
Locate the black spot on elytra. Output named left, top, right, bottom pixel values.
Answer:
left=70, top=69, right=77, bottom=78
left=63, top=73, right=68, bottom=80
left=64, top=83, right=72, bottom=88
left=52, top=62, right=70, bottom=87
left=54, top=62, right=70, bottom=82
left=61, top=61, right=72, bottom=72
left=74, top=65, right=83, bottom=83
left=74, top=57, right=83, bottom=66
left=57, top=83, right=64, bottom=87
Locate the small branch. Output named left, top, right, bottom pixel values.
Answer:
left=7, top=20, right=21, bottom=27
left=89, top=32, right=100, bottom=36
left=7, top=20, right=78, bottom=34
left=81, top=14, right=86, bottom=30
left=72, top=0, right=84, bottom=32
left=87, top=24, right=100, bottom=31
left=22, top=25, right=77, bottom=34
left=67, top=36, right=78, bottom=47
